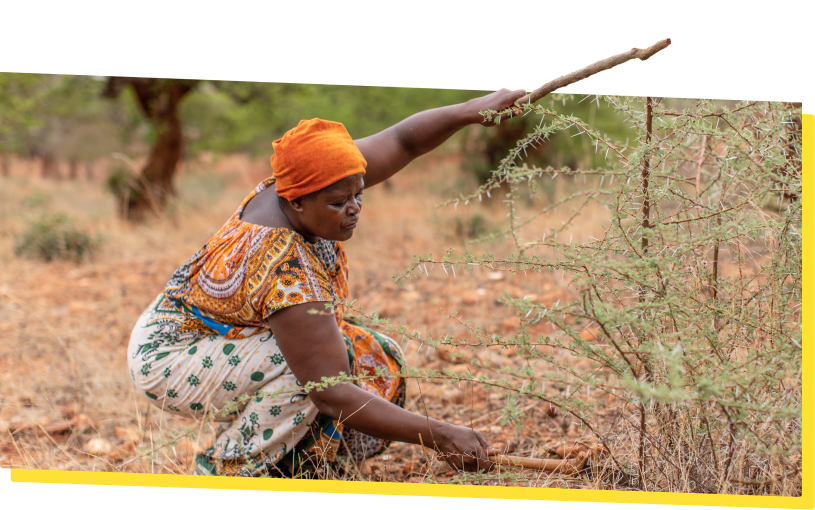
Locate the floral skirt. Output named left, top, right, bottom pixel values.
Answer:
left=126, top=293, right=405, bottom=476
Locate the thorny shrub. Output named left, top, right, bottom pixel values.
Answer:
left=199, top=96, right=802, bottom=493
left=14, top=212, right=102, bottom=262
left=338, top=96, right=802, bottom=494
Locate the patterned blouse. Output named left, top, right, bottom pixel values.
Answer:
left=164, top=177, right=349, bottom=336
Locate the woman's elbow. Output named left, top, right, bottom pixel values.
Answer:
left=308, top=385, right=350, bottom=418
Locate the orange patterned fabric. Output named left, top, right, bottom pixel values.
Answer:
left=164, top=177, right=350, bottom=333
left=270, top=119, right=367, bottom=201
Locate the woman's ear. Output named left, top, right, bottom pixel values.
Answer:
left=288, top=197, right=305, bottom=213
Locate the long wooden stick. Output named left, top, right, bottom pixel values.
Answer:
left=512, top=38, right=671, bottom=109
left=489, top=452, right=589, bottom=476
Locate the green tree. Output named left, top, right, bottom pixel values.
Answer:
left=0, top=73, right=129, bottom=179
left=103, top=77, right=198, bottom=219
left=0, top=73, right=49, bottom=176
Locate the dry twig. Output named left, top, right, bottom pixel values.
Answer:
left=511, top=38, right=671, bottom=110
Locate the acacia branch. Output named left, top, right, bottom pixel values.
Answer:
left=512, top=38, right=671, bottom=109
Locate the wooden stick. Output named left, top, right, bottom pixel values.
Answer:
left=512, top=38, right=672, bottom=110
left=489, top=452, right=589, bottom=476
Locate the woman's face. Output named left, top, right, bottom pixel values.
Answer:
left=292, top=173, right=364, bottom=242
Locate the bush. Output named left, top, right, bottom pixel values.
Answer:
left=349, top=97, right=802, bottom=494
left=14, top=213, right=102, bottom=262
left=104, top=161, right=139, bottom=202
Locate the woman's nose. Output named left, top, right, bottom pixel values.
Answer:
left=347, top=201, right=360, bottom=216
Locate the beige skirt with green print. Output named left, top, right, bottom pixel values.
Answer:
left=127, top=293, right=406, bottom=476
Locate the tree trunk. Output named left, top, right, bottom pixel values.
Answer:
left=104, top=77, right=197, bottom=220
left=42, top=154, right=59, bottom=179
left=85, top=160, right=94, bottom=181
left=69, top=159, right=79, bottom=180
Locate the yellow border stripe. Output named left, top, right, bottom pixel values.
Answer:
left=6, top=468, right=810, bottom=508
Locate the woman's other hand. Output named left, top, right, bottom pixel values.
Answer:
left=465, top=88, right=528, bottom=126
left=430, top=422, right=498, bottom=473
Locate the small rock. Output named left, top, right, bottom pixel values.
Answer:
left=403, top=291, right=421, bottom=302
left=85, top=438, right=113, bottom=456
left=402, top=460, right=422, bottom=475
left=358, top=458, right=372, bottom=476
left=486, top=272, right=504, bottom=281
left=460, top=292, right=481, bottom=305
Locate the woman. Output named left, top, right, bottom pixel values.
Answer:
left=127, top=88, right=527, bottom=477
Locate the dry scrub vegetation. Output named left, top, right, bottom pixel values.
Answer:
left=0, top=97, right=803, bottom=496
left=0, top=154, right=612, bottom=486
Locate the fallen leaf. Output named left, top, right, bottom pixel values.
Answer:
left=114, top=426, right=140, bottom=442
left=553, top=443, right=587, bottom=459
left=118, top=441, right=137, bottom=454
left=493, top=440, right=516, bottom=455
left=73, top=414, right=93, bottom=431
left=61, top=406, right=78, bottom=419
left=42, top=421, right=73, bottom=435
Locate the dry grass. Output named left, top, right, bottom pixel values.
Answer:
left=0, top=153, right=800, bottom=494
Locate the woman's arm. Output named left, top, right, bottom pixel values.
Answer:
left=266, top=302, right=496, bottom=472
left=355, top=88, right=527, bottom=188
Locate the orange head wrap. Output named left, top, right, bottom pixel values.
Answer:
left=270, top=119, right=367, bottom=201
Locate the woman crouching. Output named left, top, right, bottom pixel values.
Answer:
left=126, top=88, right=527, bottom=477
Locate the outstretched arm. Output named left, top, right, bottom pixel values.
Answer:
left=266, top=302, right=497, bottom=472
left=355, top=88, right=527, bottom=188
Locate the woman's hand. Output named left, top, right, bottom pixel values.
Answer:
left=430, top=422, right=498, bottom=473
left=356, top=87, right=528, bottom=188
left=464, top=88, right=529, bottom=126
